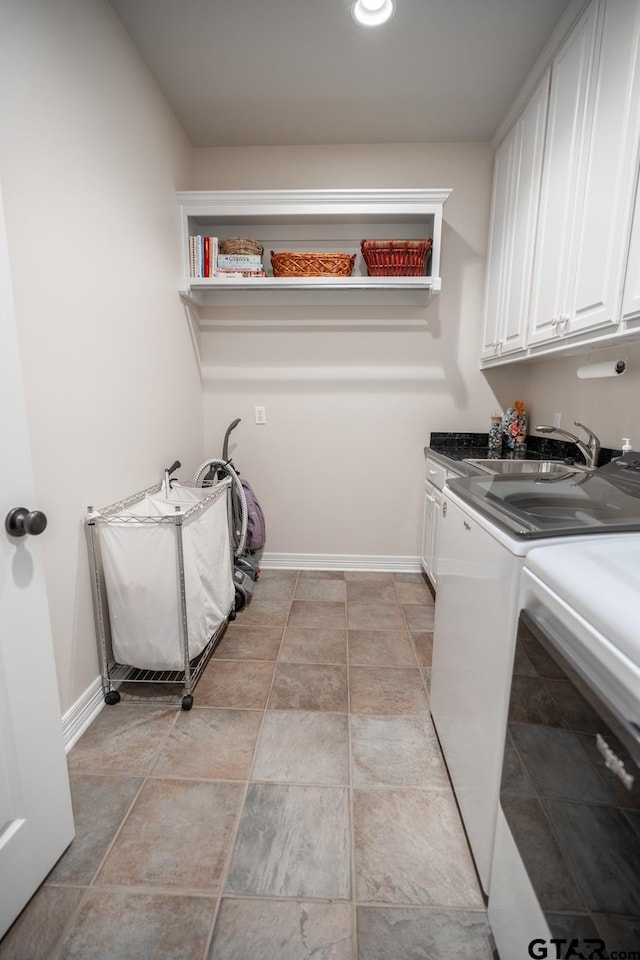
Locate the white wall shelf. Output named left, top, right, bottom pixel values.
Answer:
left=177, top=188, right=451, bottom=308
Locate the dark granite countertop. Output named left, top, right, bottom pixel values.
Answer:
left=426, top=431, right=620, bottom=470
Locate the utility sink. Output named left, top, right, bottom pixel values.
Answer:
left=464, top=458, right=590, bottom=476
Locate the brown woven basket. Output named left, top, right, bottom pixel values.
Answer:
left=270, top=251, right=356, bottom=278
left=361, top=239, right=433, bottom=277
left=220, top=237, right=264, bottom=256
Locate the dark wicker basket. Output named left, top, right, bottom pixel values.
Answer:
left=361, top=239, right=433, bottom=277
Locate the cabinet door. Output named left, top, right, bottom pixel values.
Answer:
left=481, top=136, right=513, bottom=359
left=426, top=487, right=444, bottom=588
left=421, top=483, right=442, bottom=588
left=569, top=0, right=640, bottom=337
left=420, top=486, right=431, bottom=575
left=622, top=171, right=640, bottom=323
left=481, top=73, right=549, bottom=362
left=528, top=1, right=600, bottom=347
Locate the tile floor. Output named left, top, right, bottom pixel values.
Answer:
left=0, top=570, right=497, bottom=960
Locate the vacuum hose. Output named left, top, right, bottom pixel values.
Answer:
left=192, top=457, right=248, bottom=557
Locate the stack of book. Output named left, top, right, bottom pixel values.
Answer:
left=189, top=235, right=218, bottom=278
left=188, top=237, right=266, bottom=278
left=216, top=253, right=265, bottom=278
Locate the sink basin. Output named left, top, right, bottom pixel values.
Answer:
left=464, top=458, right=589, bottom=476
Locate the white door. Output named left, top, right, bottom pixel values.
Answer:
left=0, top=180, right=74, bottom=938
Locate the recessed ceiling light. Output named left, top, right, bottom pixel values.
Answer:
left=352, top=0, right=395, bottom=28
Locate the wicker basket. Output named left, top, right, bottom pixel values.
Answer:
left=361, top=239, right=433, bottom=277
left=219, top=237, right=264, bottom=256
left=270, top=251, right=356, bottom=278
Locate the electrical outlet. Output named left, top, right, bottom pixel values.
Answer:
left=553, top=412, right=562, bottom=429
left=254, top=405, right=266, bottom=425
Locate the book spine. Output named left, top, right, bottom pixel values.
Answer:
left=208, top=237, right=218, bottom=276
left=203, top=236, right=210, bottom=278
left=215, top=268, right=266, bottom=278
left=189, top=236, right=198, bottom=278
left=217, top=254, right=262, bottom=267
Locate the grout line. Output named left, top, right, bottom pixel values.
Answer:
left=208, top=573, right=299, bottom=944
left=345, top=613, right=359, bottom=960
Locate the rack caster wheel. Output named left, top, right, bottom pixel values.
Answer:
left=234, top=588, right=246, bottom=612
left=104, top=690, right=121, bottom=705
left=181, top=695, right=193, bottom=711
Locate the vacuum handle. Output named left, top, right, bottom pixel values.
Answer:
left=165, top=460, right=181, bottom=476
left=222, top=419, right=241, bottom=461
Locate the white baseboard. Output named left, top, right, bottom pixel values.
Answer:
left=62, top=675, right=104, bottom=753
left=260, top=552, right=422, bottom=573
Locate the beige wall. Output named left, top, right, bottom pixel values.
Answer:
left=192, top=144, right=520, bottom=560
left=489, top=342, right=640, bottom=451
left=0, top=0, right=203, bottom=714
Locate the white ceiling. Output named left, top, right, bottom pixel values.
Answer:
left=108, top=0, right=572, bottom=147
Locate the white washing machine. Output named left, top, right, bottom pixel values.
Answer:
left=489, top=535, right=640, bottom=960
left=430, top=454, right=640, bottom=896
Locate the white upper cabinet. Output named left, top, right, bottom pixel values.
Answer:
left=177, top=189, right=451, bottom=307
left=481, top=72, right=549, bottom=361
left=482, top=0, right=640, bottom=366
left=527, top=0, right=601, bottom=347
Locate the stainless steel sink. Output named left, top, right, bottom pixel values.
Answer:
left=464, top=458, right=590, bottom=475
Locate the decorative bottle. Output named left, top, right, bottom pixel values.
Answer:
left=503, top=401, right=528, bottom=450
left=488, top=415, right=503, bottom=456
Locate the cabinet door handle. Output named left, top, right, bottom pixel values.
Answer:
left=463, top=520, right=471, bottom=531
left=428, top=469, right=437, bottom=476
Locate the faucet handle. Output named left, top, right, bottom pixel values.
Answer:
left=573, top=421, right=599, bottom=442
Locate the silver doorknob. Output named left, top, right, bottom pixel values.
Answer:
left=5, top=507, right=48, bottom=538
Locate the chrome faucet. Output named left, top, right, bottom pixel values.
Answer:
left=535, top=421, right=601, bottom=468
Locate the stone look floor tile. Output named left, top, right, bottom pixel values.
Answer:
left=96, top=779, right=243, bottom=891
left=353, top=788, right=484, bottom=907
left=225, top=783, right=351, bottom=899
left=57, top=890, right=216, bottom=960
left=394, top=580, right=435, bottom=605
left=294, top=578, right=347, bottom=602
left=212, top=624, right=283, bottom=660
left=0, top=885, right=85, bottom=960
left=279, top=627, right=347, bottom=664
left=48, top=774, right=143, bottom=884
left=288, top=600, right=346, bottom=628
left=351, top=715, right=450, bottom=788
left=209, top=898, right=353, bottom=960
left=268, top=663, right=348, bottom=712
left=66, top=704, right=177, bottom=776
left=196, top=659, right=275, bottom=709
left=356, top=907, right=495, bottom=960
left=402, top=604, right=435, bottom=631
left=252, top=710, right=349, bottom=784
left=346, top=580, right=398, bottom=604
left=151, top=708, right=263, bottom=780
left=347, top=602, right=406, bottom=631
left=348, top=629, right=417, bottom=667
left=298, top=570, right=345, bottom=580
left=234, top=598, right=292, bottom=626
left=412, top=631, right=433, bottom=666
left=251, top=572, right=298, bottom=600
left=4, top=566, right=495, bottom=960
left=349, top=666, right=428, bottom=715
left=344, top=572, right=395, bottom=583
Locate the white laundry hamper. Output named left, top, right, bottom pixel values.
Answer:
left=86, top=479, right=234, bottom=709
